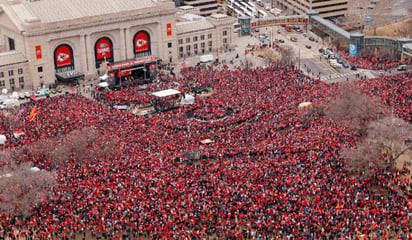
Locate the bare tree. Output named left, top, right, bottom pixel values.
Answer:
left=281, top=47, right=295, bottom=66
left=0, top=150, right=56, bottom=218
left=1, top=107, right=25, bottom=134
left=341, top=140, right=383, bottom=177
left=367, top=117, right=412, bottom=164
left=341, top=117, right=412, bottom=177
left=325, top=85, right=388, bottom=136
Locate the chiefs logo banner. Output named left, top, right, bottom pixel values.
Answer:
left=35, top=45, right=42, bottom=60
left=134, top=32, right=149, bottom=53
left=167, top=23, right=172, bottom=37
left=55, top=45, right=72, bottom=67
left=96, top=38, right=112, bottom=60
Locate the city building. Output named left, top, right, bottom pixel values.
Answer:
left=0, top=0, right=234, bottom=90
left=180, top=0, right=219, bottom=17
left=275, top=0, right=348, bottom=19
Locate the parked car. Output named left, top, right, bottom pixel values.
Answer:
left=397, top=65, right=407, bottom=71
left=305, top=45, right=311, bottom=49
left=277, top=29, right=281, bottom=34
left=350, top=65, right=358, bottom=70
left=278, top=39, right=285, bottom=43
left=309, top=37, right=315, bottom=41
left=337, top=58, right=343, bottom=64
left=290, top=37, right=297, bottom=42
left=318, top=48, right=324, bottom=53
left=34, top=88, right=50, bottom=97
left=342, top=61, right=349, bottom=68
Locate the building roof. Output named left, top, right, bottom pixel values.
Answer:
left=403, top=43, right=412, bottom=50
left=312, top=15, right=350, bottom=40
left=2, top=0, right=158, bottom=24
left=175, top=12, right=215, bottom=34
left=0, top=51, right=27, bottom=67
left=152, top=89, right=181, bottom=97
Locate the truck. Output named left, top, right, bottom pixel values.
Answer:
left=199, top=54, right=214, bottom=64
left=34, top=88, right=50, bottom=97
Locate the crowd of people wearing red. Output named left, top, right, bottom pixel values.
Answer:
left=340, top=53, right=410, bottom=70
left=0, top=60, right=411, bottom=239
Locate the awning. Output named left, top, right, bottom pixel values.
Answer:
left=152, top=89, right=181, bottom=98
left=55, top=70, right=85, bottom=82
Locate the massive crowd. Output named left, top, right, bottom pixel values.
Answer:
left=0, top=58, right=411, bottom=239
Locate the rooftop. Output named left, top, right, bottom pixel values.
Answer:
left=2, top=0, right=159, bottom=24
left=0, top=51, right=28, bottom=67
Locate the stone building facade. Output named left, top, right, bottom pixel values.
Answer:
left=0, top=0, right=234, bottom=90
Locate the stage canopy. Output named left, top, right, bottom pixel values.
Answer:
left=55, top=70, right=85, bottom=82
left=152, top=89, right=181, bottom=98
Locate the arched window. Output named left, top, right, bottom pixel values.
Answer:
left=94, top=37, right=114, bottom=69
left=133, top=31, right=151, bottom=58
left=54, top=44, right=74, bottom=72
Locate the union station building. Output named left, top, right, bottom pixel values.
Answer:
left=0, top=0, right=234, bottom=90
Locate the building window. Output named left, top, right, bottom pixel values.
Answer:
left=18, top=68, right=23, bottom=74
left=38, top=66, right=43, bottom=72
left=194, top=44, right=198, bottom=50
left=208, top=41, right=212, bottom=47
left=193, top=36, right=198, bottom=42
left=223, top=30, right=227, bottom=36
left=208, top=33, right=212, bottom=39
left=8, top=70, right=13, bottom=76
left=178, top=39, right=183, bottom=44
left=19, top=76, right=24, bottom=83
left=201, top=42, right=205, bottom=48
left=0, top=81, right=4, bottom=87
left=168, top=42, right=172, bottom=48
left=200, top=35, right=205, bottom=40
left=223, top=38, right=227, bottom=44
left=186, top=37, right=190, bottom=43
left=9, top=78, right=15, bottom=85
left=8, top=38, right=15, bottom=51
left=0, top=72, right=3, bottom=78
left=179, top=46, right=183, bottom=53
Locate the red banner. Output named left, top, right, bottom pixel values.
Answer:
left=55, top=45, right=72, bottom=67
left=166, top=23, right=172, bottom=37
left=107, top=56, right=157, bottom=70
left=35, top=45, right=42, bottom=60
left=118, top=69, right=132, bottom=77
left=96, top=38, right=112, bottom=60
left=134, top=32, right=149, bottom=52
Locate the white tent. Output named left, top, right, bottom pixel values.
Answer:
left=11, top=92, right=19, bottom=99
left=180, top=94, right=195, bottom=105
left=97, top=82, right=109, bottom=88
left=0, top=135, right=6, bottom=145
left=0, top=99, right=20, bottom=109
left=99, top=73, right=108, bottom=81
left=13, top=130, right=25, bottom=139
left=298, top=102, right=313, bottom=109
left=152, top=89, right=181, bottom=98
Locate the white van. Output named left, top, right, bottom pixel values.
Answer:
left=397, top=65, right=407, bottom=71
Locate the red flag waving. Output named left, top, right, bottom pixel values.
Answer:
left=29, top=106, right=38, bottom=121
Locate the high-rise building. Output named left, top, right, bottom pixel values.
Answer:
left=276, top=0, right=348, bottom=19
left=180, top=0, right=219, bottom=17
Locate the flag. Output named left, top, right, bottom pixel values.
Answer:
left=29, top=106, right=38, bottom=121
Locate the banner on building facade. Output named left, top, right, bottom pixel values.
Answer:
left=134, top=32, right=150, bottom=53
left=95, top=38, right=112, bottom=60
left=167, top=23, right=172, bottom=37
left=349, top=44, right=357, bottom=56
left=55, top=45, right=73, bottom=67
left=35, top=45, right=42, bottom=60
